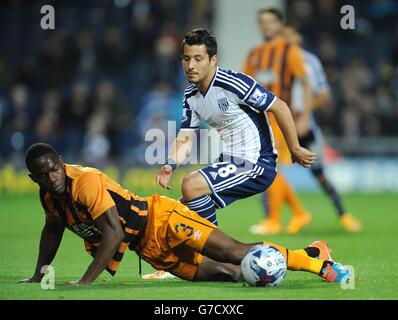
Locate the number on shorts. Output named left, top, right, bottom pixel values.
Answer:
left=218, top=164, right=237, bottom=178
left=175, top=223, right=194, bottom=236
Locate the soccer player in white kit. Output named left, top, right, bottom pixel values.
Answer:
left=286, top=27, right=362, bottom=232
left=143, top=28, right=316, bottom=280
left=155, top=28, right=315, bottom=227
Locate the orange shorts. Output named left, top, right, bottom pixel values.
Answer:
left=269, top=114, right=292, bottom=165
left=136, top=194, right=217, bottom=280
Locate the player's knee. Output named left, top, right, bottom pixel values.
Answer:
left=181, top=174, right=194, bottom=198
left=181, top=173, right=203, bottom=200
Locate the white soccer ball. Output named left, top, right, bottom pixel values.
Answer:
left=241, top=244, right=287, bottom=287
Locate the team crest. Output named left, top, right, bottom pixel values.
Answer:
left=217, top=97, right=229, bottom=112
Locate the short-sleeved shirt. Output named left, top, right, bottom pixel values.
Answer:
left=242, top=36, right=306, bottom=104
left=242, top=36, right=308, bottom=164
left=180, top=67, right=277, bottom=164
left=291, top=49, right=330, bottom=113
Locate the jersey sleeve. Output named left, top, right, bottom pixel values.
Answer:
left=180, top=95, right=200, bottom=129
left=232, top=71, right=277, bottom=111
left=75, top=172, right=116, bottom=220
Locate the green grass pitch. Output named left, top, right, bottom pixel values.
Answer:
left=0, top=191, right=397, bottom=300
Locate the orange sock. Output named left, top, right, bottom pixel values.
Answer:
left=263, top=241, right=323, bottom=274
left=279, top=174, right=307, bottom=217
left=266, top=174, right=285, bottom=223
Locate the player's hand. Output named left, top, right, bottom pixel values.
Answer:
left=64, top=280, right=90, bottom=286
left=291, top=146, right=317, bottom=168
left=156, top=165, right=173, bottom=189
left=17, top=276, right=41, bottom=283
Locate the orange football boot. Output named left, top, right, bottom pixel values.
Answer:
left=307, top=240, right=333, bottom=261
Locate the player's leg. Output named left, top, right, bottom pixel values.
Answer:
left=273, top=173, right=311, bottom=234
left=277, top=130, right=313, bottom=234
left=180, top=171, right=218, bottom=225
left=309, top=126, right=362, bottom=232
left=201, top=228, right=349, bottom=282
left=194, top=256, right=241, bottom=282
left=202, top=228, right=317, bottom=270
left=194, top=242, right=335, bottom=282
left=194, top=242, right=332, bottom=282
left=149, top=195, right=348, bottom=283
left=312, top=166, right=362, bottom=232
left=251, top=172, right=311, bottom=235
left=251, top=121, right=310, bottom=235
left=312, top=166, right=346, bottom=217
left=283, top=173, right=312, bottom=234
left=250, top=174, right=284, bottom=235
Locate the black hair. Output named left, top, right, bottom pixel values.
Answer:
left=182, top=28, right=217, bottom=58
left=258, top=8, right=285, bottom=23
left=25, top=143, right=59, bottom=171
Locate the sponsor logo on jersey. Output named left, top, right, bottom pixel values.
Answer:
left=210, top=114, right=239, bottom=129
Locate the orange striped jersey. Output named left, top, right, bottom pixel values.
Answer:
left=242, top=35, right=306, bottom=104
left=39, top=164, right=148, bottom=275
left=242, top=36, right=307, bottom=164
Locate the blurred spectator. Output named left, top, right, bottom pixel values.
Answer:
left=60, top=82, right=93, bottom=161
left=40, top=31, right=78, bottom=89
left=154, top=24, right=181, bottom=85
left=82, top=110, right=110, bottom=168
left=15, top=56, right=40, bottom=90
left=75, top=29, right=97, bottom=83
left=341, top=108, right=361, bottom=144
left=1, top=84, right=33, bottom=162
left=97, top=25, right=129, bottom=81
left=93, top=80, right=133, bottom=157
left=34, top=113, right=59, bottom=151
left=133, top=81, right=180, bottom=164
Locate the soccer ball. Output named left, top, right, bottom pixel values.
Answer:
left=241, top=244, right=287, bottom=287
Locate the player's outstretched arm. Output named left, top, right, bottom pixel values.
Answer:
left=68, top=206, right=124, bottom=286
left=18, top=218, right=65, bottom=283
left=268, top=97, right=316, bottom=168
left=156, top=129, right=196, bottom=189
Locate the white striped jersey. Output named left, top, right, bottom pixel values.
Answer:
left=181, top=67, right=278, bottom=164
left=292, top=49, right=330, bottom=114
